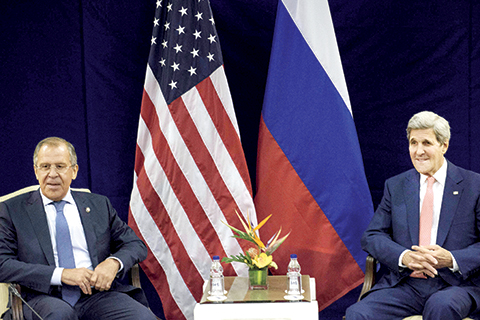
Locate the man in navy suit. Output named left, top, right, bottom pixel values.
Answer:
left=0, top=137, right=157, bottom=320
left=346, top=111, right=480, bottom=319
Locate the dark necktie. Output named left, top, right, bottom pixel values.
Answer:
left=53, top=201, right=81, bottom=306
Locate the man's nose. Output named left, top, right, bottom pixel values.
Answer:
left=47, top=167, right=59, bottom=177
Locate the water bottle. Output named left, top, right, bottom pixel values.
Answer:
left=209, top=255, right=225, bottom=296
left=286, top=254, right=302, bottom=295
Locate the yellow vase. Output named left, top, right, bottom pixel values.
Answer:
left=248, top=268, right=268, bottom=290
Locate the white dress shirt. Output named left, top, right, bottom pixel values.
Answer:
left=398, top=159, right=459, bottom=272
left=40, top=189, right=93, bottom=285
left=419, top=159, right=447, bottom=245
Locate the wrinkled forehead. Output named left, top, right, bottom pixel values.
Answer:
left=36, top=144, right=72, bottom=164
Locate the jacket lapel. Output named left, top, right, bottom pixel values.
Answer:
left=437, top=161, right=463, bottom=246
left=72, top=192, right=99, bottom=266
left=404, top=170, right=420, bottom=245
left=26, top=190, right=55, bottom=266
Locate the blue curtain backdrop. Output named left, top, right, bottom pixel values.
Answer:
left=1, top=0, right=480, bottom=318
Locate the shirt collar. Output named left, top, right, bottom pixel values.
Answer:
left=420, top=158, right=448, bottom=186
left=39, top=188, right=74, bottom=206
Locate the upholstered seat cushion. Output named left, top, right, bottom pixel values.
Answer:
left=404, top=316, right=472, bottom=320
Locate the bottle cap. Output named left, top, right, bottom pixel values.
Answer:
left=290, top=254, right=297, bottom=259
left=213, top=255, right=220, bottom=260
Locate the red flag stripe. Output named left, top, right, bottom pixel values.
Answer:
left=197, top=70, right=253, bottom=197
left=169, top=89, right=244, bottom=230
left=138, top=89, right=236, bottom=275
left=181, top=72, right=256, bottom=224
left=129, top=179, right=199, bottom=319
left=129, top=2, right=256, bottom=317
left=128, top=209, right=187, bottom=320
left=142, top=67, right=246, bottom=273
left=134, top=155, right=205, bottom=291
left=130, top=180, right=197, bottom=318
left=255, top=116, right=365, bottom=309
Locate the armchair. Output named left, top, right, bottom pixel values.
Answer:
left=3, top=265, right=143, bottom=320
left=350, top=255, right=473, bottom=320
left=0, top=186, right=152, bottom=320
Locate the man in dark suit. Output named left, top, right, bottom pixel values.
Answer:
left=0, top=137, right=157, bottom=320
left=346, top=111, right=480, bottom=319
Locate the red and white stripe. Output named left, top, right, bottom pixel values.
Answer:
left=129, top=65, right=255, bottom=320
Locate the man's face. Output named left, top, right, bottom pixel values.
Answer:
left=409, top=128, right=448, bottom=177
left=34, top=144, right=78, bottom=201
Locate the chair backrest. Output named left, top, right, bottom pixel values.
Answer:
left=0, top=185, right=91, bottom=317
left=0, top=185, right=91, bottom=203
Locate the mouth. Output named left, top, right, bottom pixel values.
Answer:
left=46, top=182, right=62, bottom=189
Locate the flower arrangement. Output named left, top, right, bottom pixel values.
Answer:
left=221, top=210, right=289, bottom=271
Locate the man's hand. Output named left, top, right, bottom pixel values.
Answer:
left=402, top=245, right=454, bottom=278
left=61, top=268, right=95, bottom=295
left=402, top=249, right=438, bottom=278
left=412, top=245, right=453, bottom=269
left=89, top=258, right=120, bottom=292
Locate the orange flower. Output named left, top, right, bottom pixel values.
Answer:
left=246, top=247, right=259, bottom=259
left=221, top=210, right=290, bottom=270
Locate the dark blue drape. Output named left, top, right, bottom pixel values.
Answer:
left=2, top=0, right=480, bottom=318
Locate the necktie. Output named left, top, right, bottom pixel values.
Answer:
left=411, top=176, right=435, bottom=278
left=419, top=176, right=435, bottom=246
left=54, top=201, right=81, bottom=306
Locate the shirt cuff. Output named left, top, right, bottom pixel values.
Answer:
left=51, top=267, right=64, bottom=286
left=107, top=256, right=124, bottom=273
left=399, top=249, right=409, bottom=268
left=449, top=252, right=459, bottom=273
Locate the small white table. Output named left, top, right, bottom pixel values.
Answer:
left=194, top=275, right=318, bottom=320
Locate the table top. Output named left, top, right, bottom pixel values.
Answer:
left=199, top=275, right=312, bottom=304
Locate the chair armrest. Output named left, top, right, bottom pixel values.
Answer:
left=358, top=255, right=377, bottom=301
left=7, top=265, right=142, bottom=320
left=130, top=264, right=141, bottom=289
left=9, top=284, right=24, bottom=320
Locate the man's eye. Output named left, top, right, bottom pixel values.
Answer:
left=56, top=164, right=66, bottom=170
left=41, top=164, right=50, bottom=169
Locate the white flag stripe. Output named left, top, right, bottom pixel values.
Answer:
left=209, top=66, right=240, bottom=135
left=130, top=178, right=196, bottom=320
left=143, top=67, right=245, bottom=274
left=181, top=81, right=256, bottom=222
left=137, top=117, right=212, bottom=278
left=130, top=2, right=256, bottom=317
left=283, top=0, right=352, bottom=114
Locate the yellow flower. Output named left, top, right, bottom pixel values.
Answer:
left=221, top=210, right=289, bottom=270
left=253, top=253, right=272, bottom=269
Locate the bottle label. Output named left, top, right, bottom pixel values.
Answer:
left=210, top=277, right=224, bottom=294
left=287, top=275, right=301, bottom=294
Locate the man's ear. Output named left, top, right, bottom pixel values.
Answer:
left=72, top=164, right=79, bottom=180
left=442, top=140, right=449, bottom=154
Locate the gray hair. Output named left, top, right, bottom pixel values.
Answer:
left=406, top=111, right=450, bottom=145
left=33, top=137, right=77, bottom=166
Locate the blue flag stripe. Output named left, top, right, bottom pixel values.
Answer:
left=262, top=0, right=373, bottom=268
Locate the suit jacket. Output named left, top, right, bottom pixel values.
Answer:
left=362, top=160, right=480, bottom=295
left=0, top=189, right=147, bottom=302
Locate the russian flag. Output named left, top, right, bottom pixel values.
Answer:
left=254, top=0, right=374, bottom=310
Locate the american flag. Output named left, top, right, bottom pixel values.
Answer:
left=128, top=0, right=256, bottom=319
